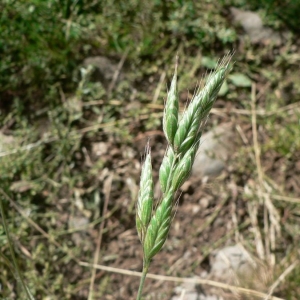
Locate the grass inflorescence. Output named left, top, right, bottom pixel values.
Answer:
left=135, top=54, right=233, bottom=299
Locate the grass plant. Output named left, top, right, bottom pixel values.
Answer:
left=135, top=55, right=232, bottom=299
left=1, top=1, right=300, bottom=298
left=0, top=193, right=34, bottom=300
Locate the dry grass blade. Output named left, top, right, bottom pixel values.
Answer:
left=79, top=261, right=285, bottom=300
left=251, top=83, right=281, bottom=266
left=264, top=260, right=299, bottom=299
left=88, top=174, right=113, bottom=300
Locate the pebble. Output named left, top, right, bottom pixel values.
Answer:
left=192, top=123, right=236, bottom=178
left=230, top=7, right=283, bottom=45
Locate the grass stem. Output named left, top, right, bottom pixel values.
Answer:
left=0, top=196, right=34, bottom=300
left=136, top=261, right=150, bottom=300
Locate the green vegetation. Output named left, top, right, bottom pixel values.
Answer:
left=0, top=0, right=299, bottom=299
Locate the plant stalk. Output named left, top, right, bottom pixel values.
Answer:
left=0, top=196, right=34, bottom=300
left=136, top=260, right=150, bottom=300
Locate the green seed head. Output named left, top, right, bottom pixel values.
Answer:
left=172, top=102, right=204, bottom=155
left=159, top=147, right=175, bottom=194
left=195, top=67, right=227, bottom=120
left=163, top=60, right=179, bottom=146
left=171, top=138, right=200, bottom=191
left=136, top=53, right=232, bottom=268
left=143, top=190, right=173, bottom=262
left=136, top=145, right=154, bottom=242
left=173, top=65, right=229, bottom=155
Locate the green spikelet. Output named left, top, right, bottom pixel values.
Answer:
left=143, top=190, right=173, bottom=262
left=159, top=147, right=175, bottom=194
left=136, top=145, right=154, bottom=242
left=173, top=67, right=228, bottom=155
left=163, top=58, right=179, bottom=146
left=195, top=67, right=227, bottom=120
left=171, top=137, right=200, bottom=191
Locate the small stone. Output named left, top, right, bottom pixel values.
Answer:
left=83, top=56, right=124, bottom=88
left=209, top=244, right=256, bottom=282
left=0, top=132, right=18, bottom=154
left=92, top=142, right=108, bottom=157
left=230, top=7, right=282, bottom=45
left=199, top=197, right=210, bottom=209
left=192, top=123, right=236, bottom=178
left=181, top=181, right=192, bottom=192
